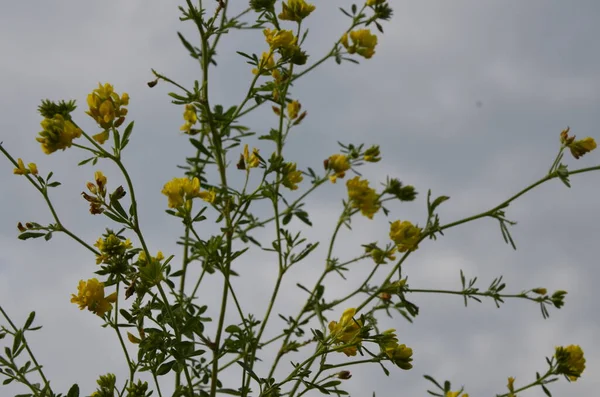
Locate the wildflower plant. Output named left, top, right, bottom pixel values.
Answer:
left=0, top=1, right=598, bottom=397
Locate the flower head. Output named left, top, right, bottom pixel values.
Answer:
left=569, top=137, right=597, bottom=159
left=341, top=29, right=378, bottom=59
left=287, top=100, right=302, bottom=120
left=70, top=278, right=118, bottom=317
left=325, top=154, right=351, bottom=183
left=279, top=0, right=316, bottom=22
left=346, top=176, right=380, bottom=219
left=364, top=145, right=381, bottom=162
left=263, top=28, right=297, bottom=50
left=389, top=220, right=421, bottom=252
left=253, top=51, right=276, bottom=75
left=328, top=308, right=363, bottom=356
left=162, top=177, right=212, bottom=208
left=282, top=162, right=303, bottom=190
left=36, top=114, right=82, bottom=154
left=377, top=329, right=414, bottom=370
left=555, top=345, right=586, bottom=381
left=180, top=104, right=198, bottom=133
left=94, top=233, right=132, bottom=264
left=13, top=158, right=38, bottom=176
left=86, top=83, right=129, bottom=130
left=446, top=392, right=469, bottom=397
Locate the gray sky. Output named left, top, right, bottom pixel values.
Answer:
left=1, top=1, right=599, bottom=396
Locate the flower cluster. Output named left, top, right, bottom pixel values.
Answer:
left=94, top=233, right=133, bottom=265
left=180, top=104, right=198, bottom=134
left=86, top=83, right=129, bottom=133
left=238, top=144, right=261, bottom=170
left=346, top=176, right=380, bottom=219
left=328, top=308, right=363, bottom=356
left=282, top=162, right=303, bottom=190
left=341, top=29, right=378, bottom=59
left=36, top=114, right=82, bottom=154
left=363, top=145, right=381, bottom=162
left=389, top=220, right=421, bottom=252
left=81, top=171, right=109, bottom=214
left=325, top=154, right=350, bottom=183
left=560, top=127, right=597, bottom=159
left=13, top=158, right=38, bottom=176
left=279, top=0, right=315, bottom=22
left=446, top=392, right=469, bottom=397
left=363, top=243, right=396, bottom=265
left=377, top=329, right=413, bottom=370
left=70, top=278, right=117, bottom=317
left=161, top=177, right=215, bottom=209
left=555, top=344, right=586, bottom=381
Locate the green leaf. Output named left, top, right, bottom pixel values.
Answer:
left=17, top=232, right=45, bottom=240
left=157, top=360, right=175, bottom=376
left=66, top=384, right=80, bottom=397
left=47, top=181, right=61, bottom=188
left=24, top=312, right=36, bottom=330
left=44, top=232, right=53, bottom=241
left=12, top=330, right=23, bottom=354
left=177, top=32, right=199, bottom=58
left=122, top=121, right=134, bottom=144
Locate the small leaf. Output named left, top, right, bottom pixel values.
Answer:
left=157, top=360, right=175, bottom=376
left=18, top=232, right=45, bottom=240
left=24, top=312, right=36, bottom=330
left=66, top=384, right=80, bottom=397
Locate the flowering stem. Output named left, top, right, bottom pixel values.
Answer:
left=0, top=306, right=52, bottom=395
left=0, top=145, right=99, bottom=255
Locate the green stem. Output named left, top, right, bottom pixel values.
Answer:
left=0, top=306, right=52, bottom=395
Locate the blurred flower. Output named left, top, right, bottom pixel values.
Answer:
left=70, top=278, right=117, bottom=317
left=282, top=162, right=303, bottom=190
left=555, top=345, right=585, bottom=381
left=13, top=158, right=38, bottom=175
left=94, top=234, right=132, bottom=264
left=328, top=308, right=363, bottom=356
left=346, top=176, right=380, bottom=219
left=279, top=0, right=316, bottom=22
left=287, top=100, right=301, bottom=120
left=86, top=83, right=129, bottom=130
left=162, top=177, right=202, bottom=208
left=36, top=114, right=82, bottom=154
left=568, top=137, right=597, bottom=159
left=341, top=29, right=378, bottom=59
left=180, top=104, right=198, bottom=133
left=363, top=145, right=381, bottom=162
left=325, top=154, right=350, bottom=183
left=253, top=51, right=276, bottom=75
left=264, top=28, right=297, bottom=50
left=389, top=220, right=421, bottom=252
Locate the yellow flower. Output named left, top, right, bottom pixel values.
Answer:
left=13, top=158, right=31, bottom=175
left=346, top=176, right=380, bottom=219
left=252, top=51, right=276, bottom=75
left=328, top=308, right=363, bottom=356
left=198, top=188, right=217, bottom=204
left=94, top=234, right=132, bottom=264
left=243, top=144, right=261, bottom=168
left=366, top=0, right=386, bottom=5
left=282, top=162, right=303, bottom=190
left=341, top=29, right=378, bottom=59
left=555, top=345, right=586, bottom=381
left=325, top=154, right=350, bottom=183
left=263, top=28, right=297, bottom=50
left=180, top=104, right=198, bottom=133
left=531, top=288, right=547, bottom=295
left=93, top=130, right=110, bottom=144
left=279, top=0, right=316, bottom=22
left=70, top=278, right=118, bottom=317
left=568, top=137, right=597, bottom=159
left=364, top=244, right=396, bottom=264
left=86, top=82, right=129, bottom=130
left=28, top=162, right=38, bottom=175
left=507, top=377, right=516, bottom=397
left=389, top=220, right=421, bottom=252
left=36, top=114, right=82, bottom=154
left=376, top=329, right=414, bottom=369
left=446, top=392, right=469, bottom=397
left=287, top=100, right=301, bottom=120
left=161, top=177, right=204, bottom=208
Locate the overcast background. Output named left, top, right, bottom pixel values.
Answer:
left=1, top=1, right=599, bottom=396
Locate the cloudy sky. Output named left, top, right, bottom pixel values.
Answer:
left=1, top=1, right=599, bottom=396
